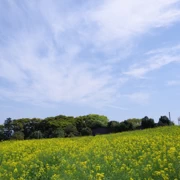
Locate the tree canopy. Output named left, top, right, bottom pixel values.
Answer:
left=0, top=114, right=174, bottom=141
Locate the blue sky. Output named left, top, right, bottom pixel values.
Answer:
left=1, top=0, right=180, bottom=124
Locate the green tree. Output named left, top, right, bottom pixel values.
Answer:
left=51, top=128, right=65, bottom=138
left=141, top=116, right=155, bottom=129
left=11, top=131, right=24, bottom=140
left=0, top=125, right=4, bottom=133
left=78, top=114, right=109, bottom=129
left=158, top=116, right=173, bottom=126
left=75, top=117, right=86, bottom=133
left=0, top=125, right=5, bottom=141
left=4, top=118, right=12, bottom=130
left=124, top=120, right=133, bottom=130
left=40, top=115, right=75, bottom=137
left=81, top=127, right=92, bottom=136
left=29, top=131, right=43, bottom=139
left=126, top=118, right=141, bottom=129
left=4, top=118, right=13, bottom=139
left=119, top=122, right=127, bottom=132
left=64, top=125, right=79, bottom=137
left=108, top=121, right=120, bottom=132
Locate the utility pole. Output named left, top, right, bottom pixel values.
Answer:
left=169, top=112, right=171, bottom=121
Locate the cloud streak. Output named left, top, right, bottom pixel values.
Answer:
left=0, top=0, right=180, bottom=109
left=124, top=45, right=180, bottom=78
left=90, top=0, right=180, bottom=47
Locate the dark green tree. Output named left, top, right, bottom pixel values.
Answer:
left=78, top=114, right=109, bottom=129
left=158, top=116, right=173, bottom=126
left=108, top=121, right=120, bottom=132
left=11, top=131, right=24, bottom=140
left=126, top=118, right=141, bottom=129
left=81, top=127, right=92, bottom=136
left=29, top=131, right=43, bottom=139
left=75, top=117, right=86, bottom=133
left=119, top=122, right=127, bottom=132
left=4, top=118, right=13, bottom=139
left=0, top=125, right=5, bottom=140
left=141, top=116, right=155, bottom=129
left=51, top=128, right=65, bottom=138
left=64, top=125, right=79, bottom=137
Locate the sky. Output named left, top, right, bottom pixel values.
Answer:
left=0, top=0, right=180, bottom=124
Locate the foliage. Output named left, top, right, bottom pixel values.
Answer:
left=74, top=117, right=86, bottom=132
left=11, top=131, right=24, bottom=140
left=51, top=128, right=65, bottom=138
left=141, top=116, right=155, bottom=129
left=119, top=122, right=127, bottom=132
left=4, top=117, right=12, bottom=131
left=81, top=127, right=92, bottom=136
left=0, top=126, right=179, bottom=179
left=64, top=124, right=79, bottom=137
left=0, top=125, right=4, bottom=133
left=3, top=118, right=13, bottom=140
left=29, top=131, right=43, bottom=139
left=0, top=133, right=4, bottom=141
left=119, top=120, right=133, bottom=132
left=0, top=114, right=175, bottom=141
left=158, top=116, right=174, bottom=126
left=108, top=121, right=120, bottom=132
left=126, top=118, right=142, bottom=129
left=78, top=114, right=109, bottom=128
left=23, top=118, right=42, bottom=138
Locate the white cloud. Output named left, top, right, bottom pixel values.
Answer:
left=1, top=0, right=180, bottom=108
left=0, top=30, right=122, bottom=107
left=90, top=0, right=180, bottom=47
left=124, top=45, right=180, bottom=78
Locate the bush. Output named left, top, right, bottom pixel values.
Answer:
left=51, top=128, right=65, bottom=138
left=11, top=131, right=24, bottom=140
left=119, top=120, right=133, bottom=132
left=108, top=121, right=120, bottom=133
left=81, top=127, right=92, bottom=136
left=64, top=125, right=79, bottom=137
left=141, top=116, right=155, bottom=129
left=29, top=131, right=43, bottom=139
left=0, top=132, right=5, bottom=141
left=158, top=116, right=173, bottom=126
left=67, top=132, right=75, bottom=137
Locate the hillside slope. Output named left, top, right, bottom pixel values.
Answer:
left=0, top=126, right=180, bottom=180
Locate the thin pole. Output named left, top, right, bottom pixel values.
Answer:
left=169, top=112, right=171, bottom=121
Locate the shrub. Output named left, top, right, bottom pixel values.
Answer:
left=29, top=131, right=43, bottom=139
left=81, top=127, right=92, bottom=136
left=141, top=116, right=155, bottom=129
left=11, top=131, right=24, bottom=140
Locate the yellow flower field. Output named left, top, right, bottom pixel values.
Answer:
left=0, top=126, right=180, bottom=180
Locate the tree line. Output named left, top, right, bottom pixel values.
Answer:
left=0, top=114, right=174, bottom=140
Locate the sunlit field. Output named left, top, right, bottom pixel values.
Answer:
left=0, top=126, right=180, bottom=180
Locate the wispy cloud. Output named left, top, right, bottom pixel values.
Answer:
left=124, top=45, right=180, bottom=78
left=0, top=0, right=180, bottom=109
left=90, top=0, right=180, bottom=47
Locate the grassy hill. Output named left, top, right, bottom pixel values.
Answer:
left=0, top=126, right=180, bottom=180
